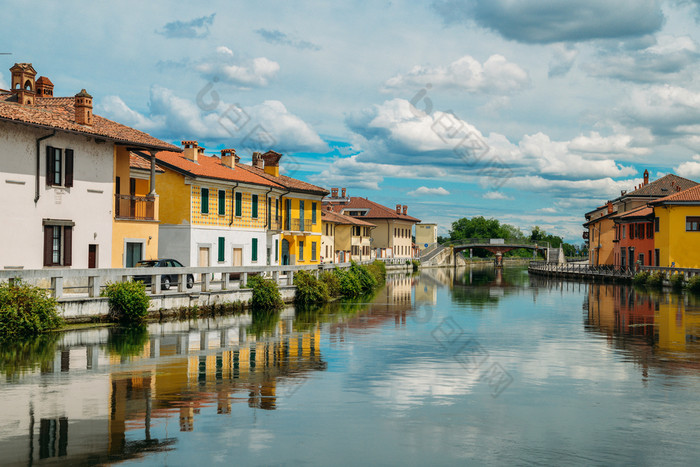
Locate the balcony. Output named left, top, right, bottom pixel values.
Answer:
left=288, top=218, right=313, bottom=232
left=268, top=216, right=282, bottom=230
left=115, top=194, right=156, bottom=221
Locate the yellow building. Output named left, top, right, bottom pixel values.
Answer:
left=238, top=151, right=329, bottom=265
left=321, top=208, right=375, bottom=263
left=651, top=184, right=700, bottom=268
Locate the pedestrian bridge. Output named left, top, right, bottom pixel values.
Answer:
left=420, top=239, right=553, bottom=267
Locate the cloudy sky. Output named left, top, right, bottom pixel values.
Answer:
left=4, top=1, right=700, bottom=242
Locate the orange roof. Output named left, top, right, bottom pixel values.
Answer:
left=237, top=163, right=328, bottom=195
left=151, top=150, right=283, bottom=187
left=326, top=197, right=421, bottom=222
left=321, top=209, right=375, bottom=227
left=615, top=205, right=653, bottom=220
left=130, top=153, right=164, bottom=173
left=651, top=184, right=700, bottom=205
left=0, top=93, right=178, bottom=151
left=623, top=174, right=697, bottom=198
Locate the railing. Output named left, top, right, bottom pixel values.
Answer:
left=268, top=215, right=282, bottom=230
left=441, top=238, right=550, bottom=249
left=528, top=261, right=634, bottom=278
left=289, top=218, right=313, bottom=232
left=115, top=194, right=156, bottom=220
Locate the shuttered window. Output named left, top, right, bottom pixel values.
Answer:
left=252, top=238, right=258, bottom=262
left=43, top=222, right=73, bottom=266
left=312, top=202, right=317, bottom=224
left=218, top=190, right=226, bottom=215
left=235, top=192, right=242, bottom=217
left=45, top=147, right=73, bottom=187
left=218, top=237, right=225, bottom=262
left=201, top=188, right=209, bottom=214
left=252, top=194, right=259, bottom=218
left=311, top=241, right=317, bottom=261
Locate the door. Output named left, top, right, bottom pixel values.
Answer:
left=281, top=239, right=290, bottom=265
left=232, top=248, right=243, bottom=266
left=199, top=247, right=210, bottom=281
left=125, top=242, right=142, bottom=267
left=88, top=244, right=97, bottom=268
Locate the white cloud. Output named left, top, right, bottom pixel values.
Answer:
left=383, top=54, right=529, bottom=95
left=407, top=186, right=450, bottom=196
left=548, top=43, right=578, bottom=77
left=195, top=47, right=280, bottom=88
left=482, top=191, right=512, bottom=200
left=537, top=207, right=558, bottom=213
left=675, top=155, right=700, bottom=178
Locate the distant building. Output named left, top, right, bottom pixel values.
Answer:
left=415, top=223, right=437, bottom=250
left=321, top=207, right=375, bottom=263
left=612, top=205, right=654, bottom=268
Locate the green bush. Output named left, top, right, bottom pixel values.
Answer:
left=334, top=268, right=363, bottom=297
left=350, top=261, right=377, bottom=293
left=670, top=273, right=685, bottom=290
left=411, top=260, right=420, bottom=272
left=366, top=260, right=387, bottom=283
left=633, top=271, right=650, bottom=285
left=320, top=271, right=341, bottom=298
left=646, top=271, right=665, bottom=288
left=294, top=270, right=329, bottom=307
left=247, top=275, right=283, bottom=311
left=102, top=280, right=151, bottom=324
left=0, top=280, right=62, bottom=340
left=689, top=275, right=700, bottom=294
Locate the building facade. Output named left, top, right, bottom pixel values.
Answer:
left=651, top=184, right=700, bottom=268
left=613, top=206, right=654, bottom=268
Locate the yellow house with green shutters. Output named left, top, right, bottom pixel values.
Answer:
left=150, top=142, right=285, bottom=268
left=238, top=151, right=328, bottom=265
left=651, top=184, right=700, bottom=268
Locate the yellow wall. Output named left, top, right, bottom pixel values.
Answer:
left=588, top=217, right=616, bottom=265
left=280, top=196, right=323, bottom=264
left=156, top=170, right=191, bottom=225
left=654, top=204, right=700, bottom=268
left=190, top=185, right=267, bottom=229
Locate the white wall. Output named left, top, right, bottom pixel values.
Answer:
left=189, top=226, right=268, bottom=267
left=0, top=121, right=114, bottom=269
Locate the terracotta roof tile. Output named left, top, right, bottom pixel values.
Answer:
left=130, top=153, right=165, bottom=173
left=151, top=150, right=283, bottom=187
left=622, top=174, right=698, bottom=198
left=616, top=205, right=653, bottom=220
left=326, top=197, right=421, bottom=222
left=651, top=184, right=700, bottom=205
left=237, top=163, right=329, bottom=195
left=0, top=94, right=178, bottom=151
left=322, top=209, right=376, bottom=226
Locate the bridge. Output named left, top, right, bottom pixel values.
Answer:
left=420, top=239, right=554, bottom=267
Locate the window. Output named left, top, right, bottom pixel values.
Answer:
left=46, top=146, right=74, bottom=187
left=312, top=241, right=317, bottom=261
left=267, top=198, right=272, bottom=226
left=218, top=237, right=225, bottom=262
left=43, top=220, right=73, bottom=266
left=275, top=239, right=279, bottom=262
left=647, top=223, right=653, bottom=239
left=252, top=194, right=259, bottom=218
left=655, top=217, right=660, bottom=232
left=218, top=190, right=226, bottom=215
left=285, top=199, right=291, bottom=230
left=629, top=224, right=635, bottom=239
left=252, top=238, right=258, bottom=262
left=299, top=241, right=304, bottom=261
left=235, top=192, right=242, bottom=217
left=300, top=201, right=305, bottom=226
left=201, top=188, right=209, bottom=214
left=312, top=202, right=317, bottom=224
left=622, top=225, right=626, bottom=239
left=655, top=249, right=660, bottom=266
left=687, top=217, right=700, bottom=231
left=637, top=224, right=644, bottom=239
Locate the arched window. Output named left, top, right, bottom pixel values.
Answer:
left=24, top=80, right=32, bottom=91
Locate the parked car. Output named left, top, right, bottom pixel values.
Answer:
left=134, top=259, right=194, bottom=290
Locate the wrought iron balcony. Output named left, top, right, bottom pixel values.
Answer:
left=115, top=194, right=156, bottom=221
left=289, top=218, right=313, bottom=232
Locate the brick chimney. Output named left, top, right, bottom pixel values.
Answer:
left=607, top=201, right=613, bottom=214
left=182, top=140, right=198, bottom=162
left=35, top=76, right=53, bottom=97
left=331, top=188, right=339, bottom=198
left=643, top=169, right=649, bottom=186
left=341, top=188, right=346, bottom=198
left=261, top=150, right=282, bottom=177
left=403, top=205, right=407, bottom=215
left=221, top=149, right=236, bottom=168
left=10, top=63, right=36, bottom=105
left=74, top=89, right=93, bottom=125
left=252, top=152, right=264, bottom=169
left=396, top=204, right=401, bottom=214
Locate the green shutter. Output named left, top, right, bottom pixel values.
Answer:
left=218, top=237, right=225, bottom=262
left=201, top=188, right=209, bottom=214
left=312, top=202, right=317, bottom=224
left=275, top=239, right=279, bottom=261
left=218, top=190, right=226, bottom=215
left=235, top=192, right=242, bottom=217
left=252, top=194, right=258, bottom=218
left=252, top=238, right=258, bottom=262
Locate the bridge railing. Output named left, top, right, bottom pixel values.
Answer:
left=529, top=261, right=635, bottom=277
left=441, top=238, right=550, bottom=249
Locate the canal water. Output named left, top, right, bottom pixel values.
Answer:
left=2, top=266, right=700, bottom=465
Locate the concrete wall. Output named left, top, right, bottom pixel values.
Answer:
left=415, top=223, right=437, bottom=249
left=0, top=121, right=114, bottom=269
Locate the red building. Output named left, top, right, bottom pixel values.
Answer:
left=613, top=205, right=655, bottom=268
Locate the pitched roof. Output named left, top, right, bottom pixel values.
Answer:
left=321, top=209, right=375, bottom=226
left=615, top=205, right=653, bottom=220
left=327, top=197, right=421, bottom=222
left=237, top=163, right=329, bottom=196
left=650, top=184, right=700, bottom=205
left=130, top=153, right=164, bottom=173
left=621, top=174, right=698, bottom=199
left=150, top=150, right=283, bottom=187
left=0, top=93, right=178, bottom=151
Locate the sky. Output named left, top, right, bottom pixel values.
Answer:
left=4, top=1, right=700, bottom=243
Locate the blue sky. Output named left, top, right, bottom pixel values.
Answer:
left=4, top=1, right=700, bottom=242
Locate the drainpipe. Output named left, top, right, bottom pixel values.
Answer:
left=35, top=131, right=56, bottom=203
left=228, top=182, right=239, bottom=227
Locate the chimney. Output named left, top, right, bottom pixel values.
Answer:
left=643, top=169, right=649, bottom=186
left=341, top=188, right=346, bottom=198
left=252, top=152, right=264, bottom=169
left=607, top=201, right=613, bottom=214
left=326, top=205, right=333, bottom=211
left=261, top=150, right=282, bottom=177
left=182, top=140, right=198, bottom=162
left=331, top=188, right=339, bottom=198
left=35, top=76, right=53, bottom=97
left=10, top=63, right=37, bottom=105
left=403, top=205, right=408, bottom=215
left=221, top=149, right=236, bottom=168
left=74, top=89, right=93, bottom=125
left=396, top=204, right=401, bottom=214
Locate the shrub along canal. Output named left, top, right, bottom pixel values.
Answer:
left=2, top=265, right=700, bottom=465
